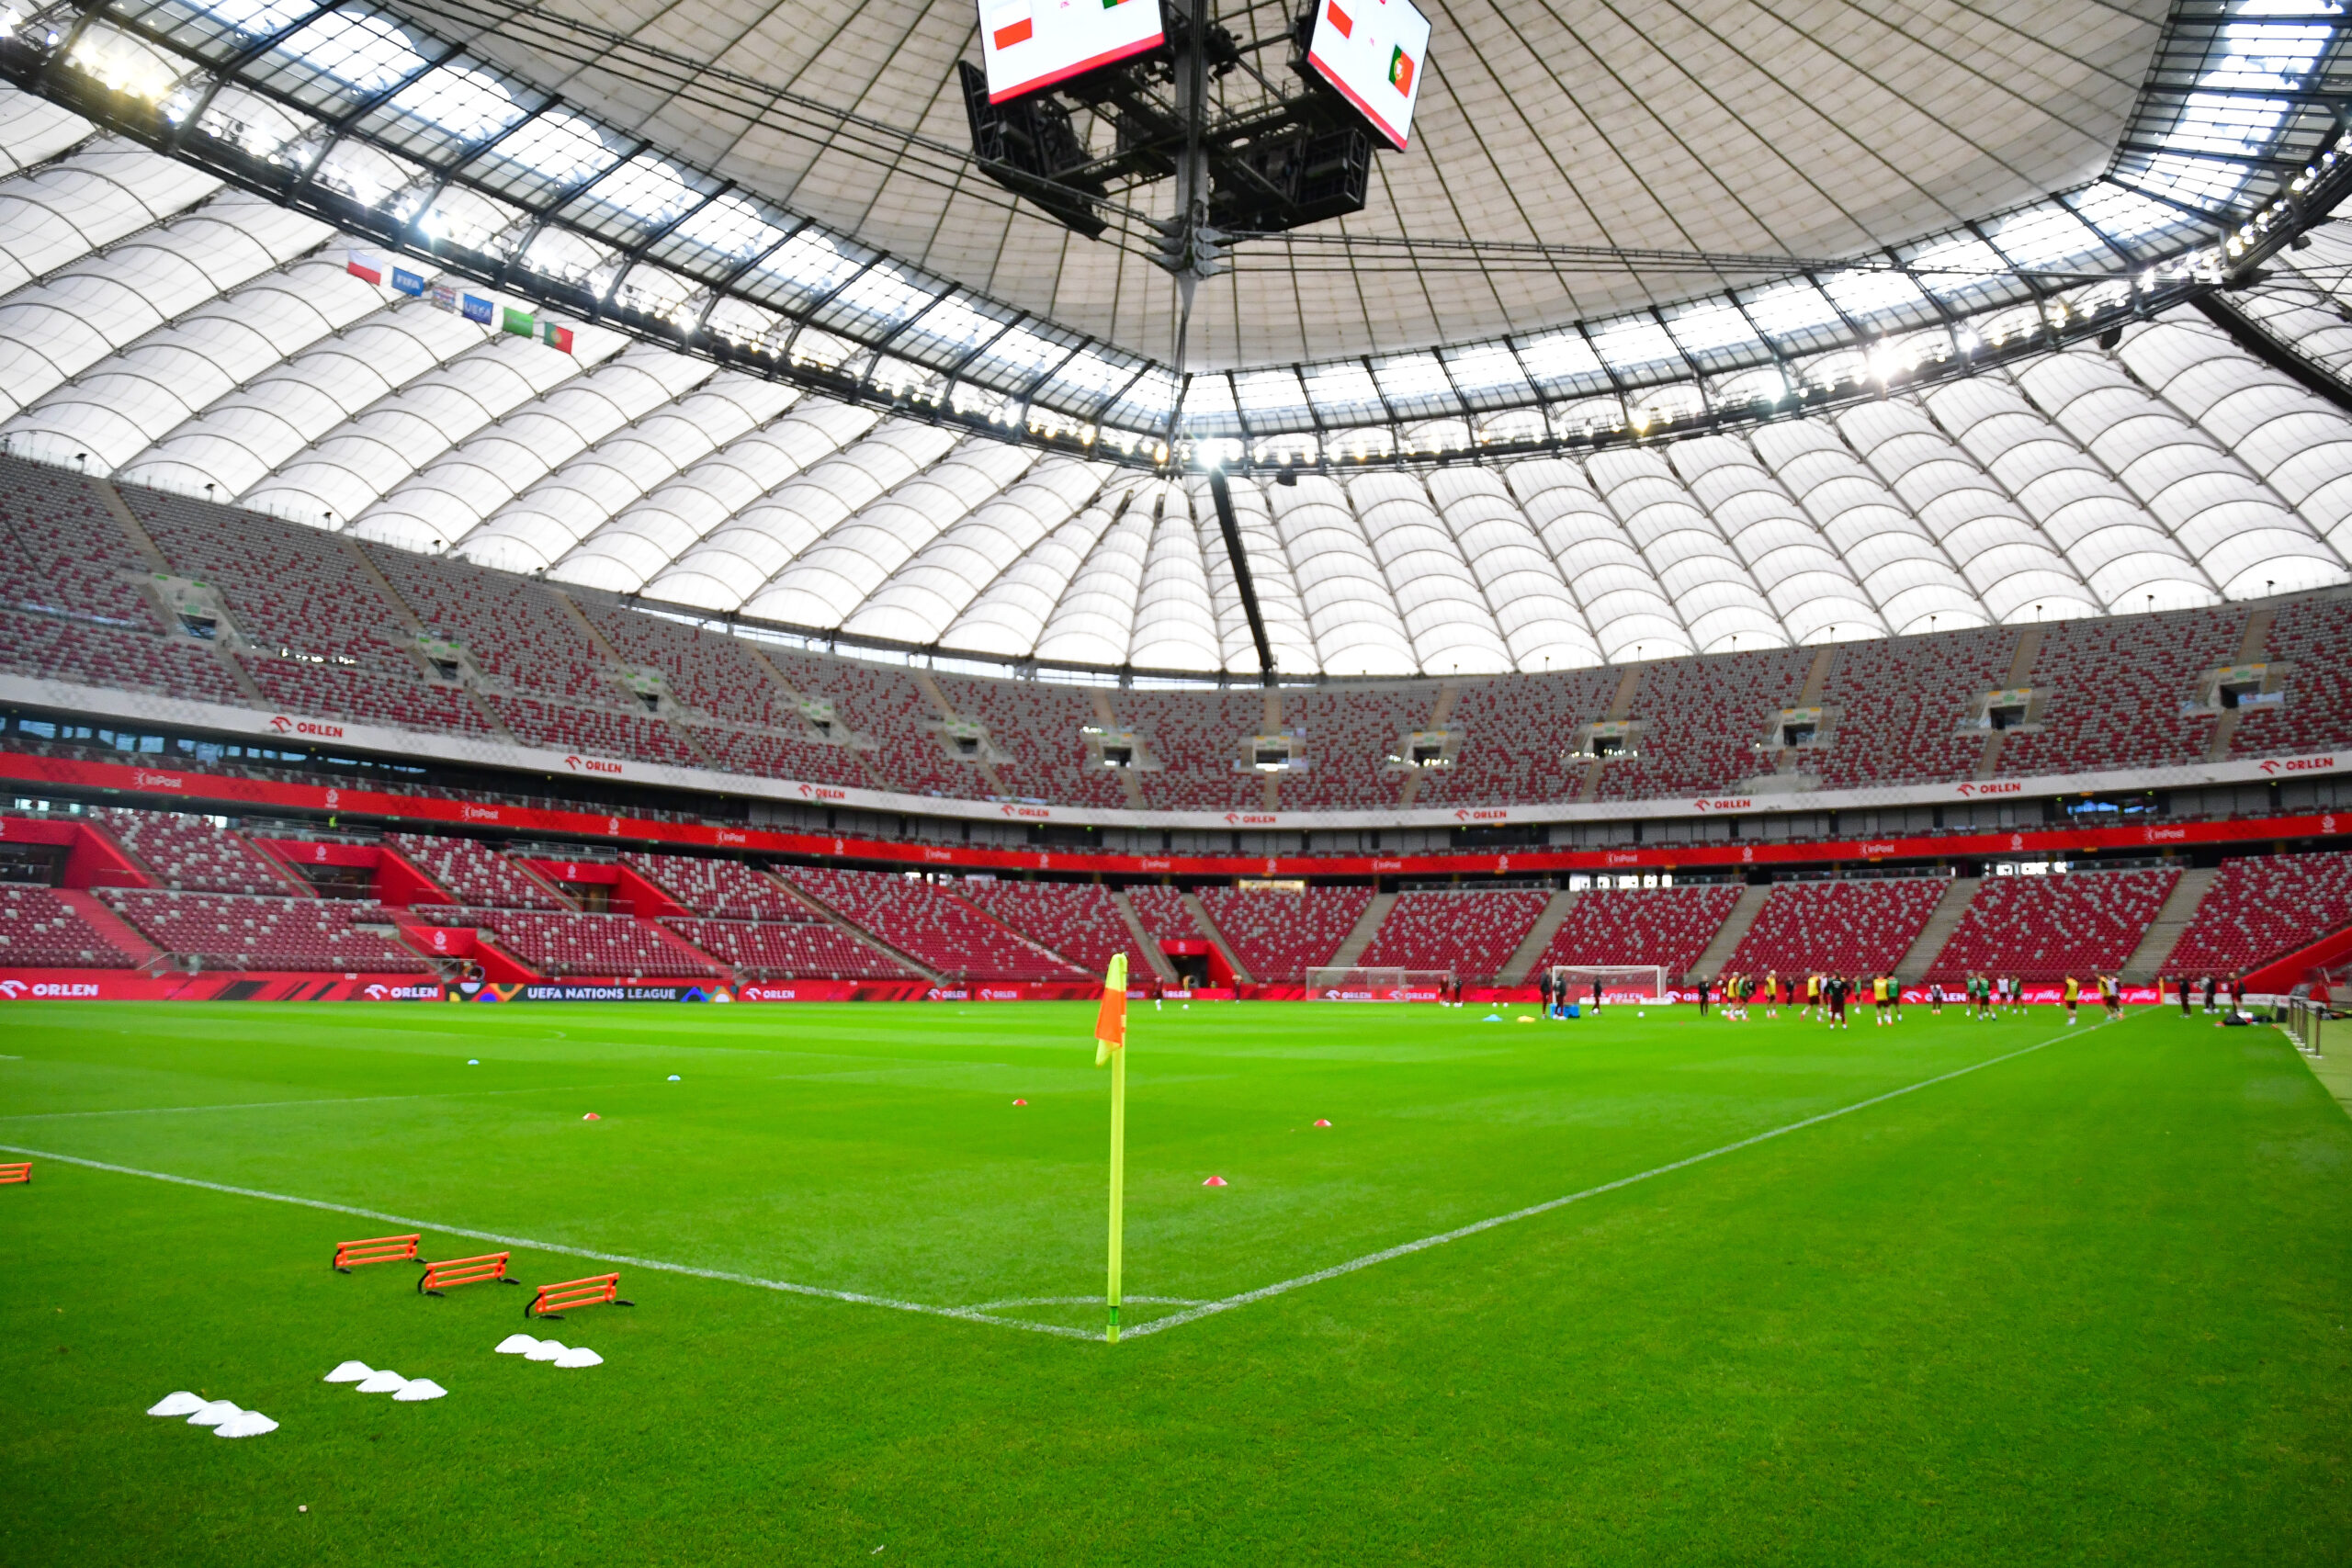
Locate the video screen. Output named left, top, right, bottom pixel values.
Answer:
left=1305, top=0, right=1430, bottom=151
left=978, top=0, right=1167, bottom=103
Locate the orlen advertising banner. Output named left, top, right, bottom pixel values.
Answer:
left=0, top=972, right=440, bottom=1001
left=980, top=0, right=1163, bottom=101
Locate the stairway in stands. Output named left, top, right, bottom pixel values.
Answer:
left=1896, top=877, right=1982, bottom=982
left=1688, top=884, right=1770, bottom=979
left=2123, top=866, right=2220, bottom=980
left=1326, top=892, right=1396, bottom=971
left=50, top=888, right=161, bottom=966
left=1498, top=891, right=1578, bottom=985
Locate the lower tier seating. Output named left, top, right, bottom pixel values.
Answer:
left=103, top=890, right=427, bottom=971
left=1536, top=886, right=1740, bottom=978
left=663, top=918, right=910, bottom=979
left=1927, top=869, right=2177, bottom=983
left=956, top=881, right=1137, bottom=975
left=777, top=865, right=1085, bottom=980
left=1724, top=877, right=1947, bottom=977
left=1357, top=890, right=1550, bottom=982
left=2166, top=852, right=2352, bottom=976
left=1196, top=886, right=1373, bottom=985
left=0, top=886, right=138, bottom=966
left=441, top=908, right=717, bottom=977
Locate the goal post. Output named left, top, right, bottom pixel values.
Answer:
left=1306, top=966, right=1453, bottom=1001
left=1545, top=964, right=1668, bottom=1004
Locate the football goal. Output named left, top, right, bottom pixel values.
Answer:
left=1306, top=967, right=1453, bottom=1001
left=1545, top=964, right=1669, bottom=1005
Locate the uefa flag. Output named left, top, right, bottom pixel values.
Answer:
left=460, top=293, right=494, bottom=324
left=1094, top=952, right=1128, bottom=1066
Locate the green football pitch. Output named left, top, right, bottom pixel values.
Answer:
left=2, top=998, right=2346, bottom=1564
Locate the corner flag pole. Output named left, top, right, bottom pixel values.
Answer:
left=1094, top=952, right=1130, bottom=1343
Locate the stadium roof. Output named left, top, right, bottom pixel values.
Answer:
left=1, top=1, right=2350, bottom=678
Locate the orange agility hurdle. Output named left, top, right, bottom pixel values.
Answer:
left=334, top=1233, right=421, bottom=1271
left=0, top=1162, right=29, bottom=1184
left=525, top=1272, right=634, bottom=1320
left=417, top=1252, right=517, bottom=1295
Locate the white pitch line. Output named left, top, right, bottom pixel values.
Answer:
left=1122, top=1024, right=2093, bottom=1340
left=0, top=1142, right=1097, bottom=1343
left=0, top=1080, right=646, bottom=1122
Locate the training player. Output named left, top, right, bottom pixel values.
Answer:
left=1764, top=969, right=1780, bottom=1019
left=2062, top=974, right=2081, bottom=1024
left=1825, top=973, right=1848, bottom=1030
left=1805, top=971, right=1822, bottom=1020
left=2099, top=972, right=2120, bottom=1021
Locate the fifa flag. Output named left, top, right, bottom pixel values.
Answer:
left=1094, top=952, right=1128, bottom=1066
left=390, top=265, right=426, bottom=297
left=989, top=1, right=1031, bottom=51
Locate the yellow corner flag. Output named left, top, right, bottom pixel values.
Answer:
left=1094, top=951, right=1129, bottom=1066
left=1095, top=952, right=1129, bottom=1341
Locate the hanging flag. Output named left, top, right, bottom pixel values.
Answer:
left=989, top=1, right=1031, bottom=49
left=390, top=266, right=425, bottom=297
left=501, top=305, right=535, bottom=338
left=1388, top=44, right=1414, bottom=94
left=540, top=320, right=575, bottom=355
left=460, top=294, right=493, bottom=324
left=346, top=252, right=382, bottom=286
left=429, top=283, right=458, bottom=313
left=1325, top=0, right=1352, bottom=38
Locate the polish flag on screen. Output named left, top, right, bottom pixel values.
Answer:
left=990, top=2, right=1032, bottom=49
left=1326, top=0, right=1352, bottom=37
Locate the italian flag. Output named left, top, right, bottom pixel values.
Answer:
left=1389, top=45, right=1414, bottom=94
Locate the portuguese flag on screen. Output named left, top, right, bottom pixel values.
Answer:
left=1389, top=45, right=1414, bottom=93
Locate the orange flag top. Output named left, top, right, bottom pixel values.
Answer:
left=1094, top=952, right=1129, bottom=1066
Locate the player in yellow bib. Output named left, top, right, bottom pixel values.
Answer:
left=2063, top=975, right=2081, bottom=1024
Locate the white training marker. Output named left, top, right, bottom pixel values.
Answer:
left=322, top=1360, right=373, bottom=1383
left=214, top=1410, right=279, bottom=1438
left=390, top=1379, right=447, bottom=1402
left=524, top=1339, right=567, bottom=1362
left=468, top=1059, right=480, bottom=1066
left=186, top=1400, right=241, bottom=1427
left=147, top=1391, right=205, bottom=1417
left=667, top=1075, right=680, bottom=1081
left=549, top=1347, right=603, bottom=1369
left=353, top=1370, right=409, bottom=1394
left=493, top=1335, right=542, bottom=1356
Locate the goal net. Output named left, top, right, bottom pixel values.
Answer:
left=1545, top=964, right=1668, bottom=1004
left=1306, top=966, right=1453, bottom=1001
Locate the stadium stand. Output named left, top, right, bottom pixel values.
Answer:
left=1194, top=885, right=1373, bottom=984
left=1357, top=889, right=1550, bottom=981
left=1536, top=886, right=1742, bottom=977
left=444, top=907, right=717, bottom=977
left=956, top=880, right=1136, bottom=973
left=663, top=917, right=910, bottom=979
left=0, top=886, right=139, bottom=966
left=1126, top=689, right=1266, bottom=810
left=90, top=807, right=294, bottom=895
left=103, top=890, right=427, bottom=970
left=1724, top=878, right=1948, bottom=976
left=940, top=676, right=1125, bottom=809
left=1418, top=667, right=1616, bottom=807
left=1925, top=869, right=2179, bottom=982
left=2232, top=597, right=2352, bottom=759
left=1997, top=614, right=2235, bottom=776
left=1600, top=648, right=1813, bottom=801
left=1816, top=627, right=2013, bottom=789
left=622, top=852, right=799, bottom=919
left=1124, top=886, right=1200, bottom=945
left=385, top=833, right=565, bottom=909
left=2165, top=852, right=2352, bottom=976
left=777, top=865, right=1085, bottom=979
left=1279, top=688, right=1419, bottom=809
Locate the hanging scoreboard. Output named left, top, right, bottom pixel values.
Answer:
left=1304, top=0, right=1431, bottom=151
left=978, top=0, right=1168, bottom=103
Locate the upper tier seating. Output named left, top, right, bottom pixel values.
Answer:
left=622, top=852, right=800, bottom=919
left=0, top=886, right=137, bottom=966
left=956, top=880, right=1136, bottom=973
left=663, top=917, right=910, bottom=979
left=1724, top=877, right=1947, bottom=976
left=1196, top=885, right=1373, bottom=984
left=6, top=454, right=2347, bottom=812
left=2231, top=598, right=2352, bottom=760
left=386, top=833, right=565, bottom=909
left=2166, top=852, right=2352, bottom=976
left=104, top=890, right=426, bottom=971
left=778, top=865, right=1085, bottom=980
left=1926, top=869, right=2178, bottom=982
left=1536, top=886, right=1740, bottom=978
left=91, top=807, right=293, bottom=895
left=451, top=908, right=717, bottom=977
left=1357, top=889, right=1550, bottom=982
left=1997, top=614, right=2235, bottom=776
